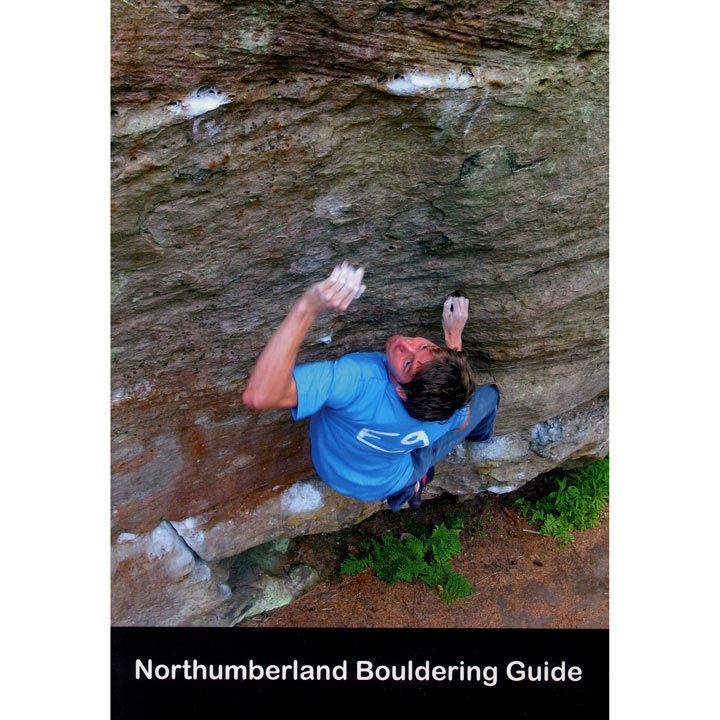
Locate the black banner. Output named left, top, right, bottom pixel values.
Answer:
left=112, top=627, right=608, bottom=718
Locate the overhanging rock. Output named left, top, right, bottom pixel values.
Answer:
left=112, top=394, right=607, bottom=626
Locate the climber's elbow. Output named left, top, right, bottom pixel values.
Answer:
left=242, top=387, right=265, bottom=411
left=242, top=386, right=281, bottom=412
left=242, top=378, right=297, bottom=412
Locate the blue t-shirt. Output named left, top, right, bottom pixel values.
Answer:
left=291, top=352, right=467, bottom=501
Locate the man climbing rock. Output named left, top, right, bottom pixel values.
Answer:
left=242, top=261, right=499, bottom=510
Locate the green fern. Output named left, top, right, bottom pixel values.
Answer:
left=428, top=523, right=463, bottom=564
left=418, top=562, right=446, bottom=587
left=340, top=556, right=372, bottom=575
left=514, top=457, right=609, bottom=544
left=442, top=569, right=473, bottom=602
left=341, top=520, right=473, bottom=602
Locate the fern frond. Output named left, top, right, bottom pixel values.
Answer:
left=340, top=556, right=372, bottom=575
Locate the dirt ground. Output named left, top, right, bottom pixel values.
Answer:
left=241, top=489, right=609, bottom=629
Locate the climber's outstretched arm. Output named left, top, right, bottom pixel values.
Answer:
left=242, top=262, right=366, bottom=411
left=442, top=294, right=469, bottom=351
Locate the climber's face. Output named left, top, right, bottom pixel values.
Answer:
left=385, top=335, right=440, bottom=390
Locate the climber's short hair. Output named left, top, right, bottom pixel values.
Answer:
left=400, top=347, right=476, bottom=421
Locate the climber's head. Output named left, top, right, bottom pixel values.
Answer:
left=385, top=335, right=475, bottom=421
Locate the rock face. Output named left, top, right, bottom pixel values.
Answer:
left=111, top=0, right=608, bottom=625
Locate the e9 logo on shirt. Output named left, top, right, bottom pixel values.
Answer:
left=356, top=428, right=430, bottom=454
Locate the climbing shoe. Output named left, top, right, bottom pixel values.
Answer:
left=386, top=466, right=435, bottom=512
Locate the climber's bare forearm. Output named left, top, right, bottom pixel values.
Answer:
left=242, top=297, right=316, bottom=411
left=242, top=262, right=366, bottom=412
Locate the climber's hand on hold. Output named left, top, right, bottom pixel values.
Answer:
left=302, top=261, right=366, bottom=316
left=442, top=293, right=468, bottom=351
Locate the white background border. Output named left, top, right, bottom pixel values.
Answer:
left=4, top=2, right=717, bottom=717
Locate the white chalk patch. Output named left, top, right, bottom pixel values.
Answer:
left=171, top=516, right=206, bottom=555
left=450, top=443, right=467, bottom=461
left=111, top=379, right=153, bottom=405
left=474, top=435, right=511, bottom=459
left=280, top=481, right=324, bottom=514
left=219, top=583, right=232, bottom=598
left=190, top=562, right=212, bottom=583
left=116, top=532, right=138, bottom=544
left=313, top=193, right=347, bottom=219
left=146, top=522, right=179, bottom=560
left=192, top=117, right=223, bottom=140
left=173, top=516, right=197, bottom=531
left=384, top=70, right=473, bottom=96
left=166, top=547, right=195, bottom=578
left=168, top=87, right=230, bottom=119
left=486, top=485, right=518, bottom=495
left=319, top=334, right=333, bottom=345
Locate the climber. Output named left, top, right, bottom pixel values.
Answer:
left=242, top=261, right=499, bottom=510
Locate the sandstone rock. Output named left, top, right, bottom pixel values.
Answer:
left=112, top=0, right=608, bottom=625
left=111, top=521, right=231, bottom=626
left=433, top=394, right=608, bottom=497
left=112, top=396, right=607, bottom=626
left=170, top=478, right=380, bottom=562
left=192, top=539, right=321, bottom=626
